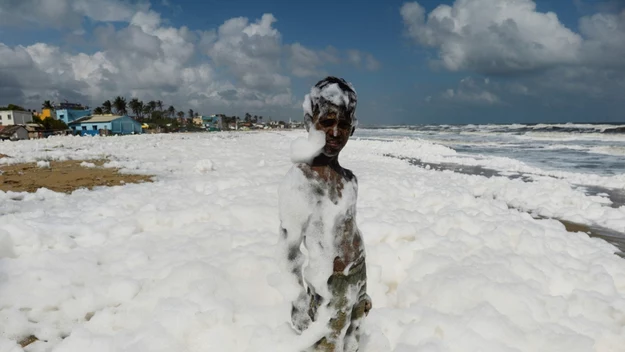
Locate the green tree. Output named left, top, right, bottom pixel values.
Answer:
left=0, top=104, right=26, bottom=111
left=102, top=100, right=112, bottom=114
left=33, top=115, right=68, bottom=131
left=157, top=100, right=163, bottom=112
left=42, top=100, right=54, bottom=109
left=177, top=111, right=184, bottom=119
left=188, top=109, right=194, bottom=118
left=113, top=96, right=127, bottom=115
left=143, top=105, right=153, bottom=119
left=129, top=98, right=143, bottom=119
left=167, top=105, right=175, bottom=118
left=94, top=107, right=103, bottom=114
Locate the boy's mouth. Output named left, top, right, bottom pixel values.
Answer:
left=326, top=140, right=341, bottom=148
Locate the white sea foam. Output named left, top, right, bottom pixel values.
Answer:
left=289, top=127, right=326, bottom=164
left=0, top=131, right=624, bottom=351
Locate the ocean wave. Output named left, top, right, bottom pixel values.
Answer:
left=370, top=123, right=625, bottom=135
left=589, top=145, right=625, bottom=156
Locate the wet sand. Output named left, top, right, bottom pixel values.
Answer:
left=0, top=158, right=153, bottom=194
left=386, top=153, right=625, bottom=257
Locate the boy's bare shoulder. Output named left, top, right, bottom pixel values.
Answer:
left=295, top=163, right=357, bottom=183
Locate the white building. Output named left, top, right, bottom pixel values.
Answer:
left=0, top=110, right=33, bottom=125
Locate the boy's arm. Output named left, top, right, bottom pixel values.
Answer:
left=279, top=224, right=306, bottom=287
left=278, top=166, right=313, bottom=332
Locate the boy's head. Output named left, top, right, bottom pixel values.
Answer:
left=302, top=76, right=358, bottom=157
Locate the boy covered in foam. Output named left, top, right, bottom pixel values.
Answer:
left=278, top=76, right=371, bottom=352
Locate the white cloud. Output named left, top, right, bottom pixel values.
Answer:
left=0, top=0, right=145, bottom=29
left=441, top=77, right=501, bottom=105
left=400, top=0, right=625, bottom=74
left=400, top=0, right=584, bottom=74
left=346, top=50, right=381, bottom=71
left=286, top=43, right=340, bottom=78
left=206, top=14, right=290, bottom=93
left=578, top=10, right=625, bottom=67
left=0, top=6, right=381, bottom=118
left=401, top=0, right=625, bottom=106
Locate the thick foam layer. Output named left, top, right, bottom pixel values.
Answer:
left=1, top=131, right=624, bottom=351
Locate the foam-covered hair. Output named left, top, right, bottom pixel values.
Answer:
left=302, top=76, right=358, bottom=134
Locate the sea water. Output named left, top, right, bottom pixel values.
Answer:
left=355, top=123, right=625, bottom=176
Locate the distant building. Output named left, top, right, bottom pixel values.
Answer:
left=40, top=108, right=55, bottom=120
left=200, top=115, right=222, bottom=130
left=56, top=108, right=91, bottom=125
left=25, top=124, right=46, bottom=139
left=0, top=125, right=29, bottom=141
left=192, top=116, right=203, bottom=126
left=0, top=110, right=33, bottom=126
left=69, top=114, right=143, bottom=136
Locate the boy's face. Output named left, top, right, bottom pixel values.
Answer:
left=313, top=106, right=353, bottom=157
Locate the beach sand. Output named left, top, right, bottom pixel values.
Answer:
left=0, top=158, right=153, bottom=194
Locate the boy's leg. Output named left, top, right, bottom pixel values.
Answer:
left=342, top=291, right=371, bottom=352
left=312, top=258, right=369, bottom=352
left=292, top=285, right=324, bottom=333
left=343, top=261, right=371, bottom=352
left=311, top=275, right=351, bottom=352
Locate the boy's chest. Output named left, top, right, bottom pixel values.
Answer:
left=307, top=177, right=357, bottom=211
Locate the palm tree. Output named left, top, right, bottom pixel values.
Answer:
left=157, top=100, right=163, bottom=112
left=42, top=100, right=54, bottom=110
left=129, top=98, right=142, bottom=119
left=113, top=96, right=127, bottom=115
left=143, top=105, right=152, bottom=119
left=167, top=105, right=175, bottom=118
left=94, top=107, right=103, bottom=114
left=148, top=100, right=157, bottom=113
left=188, top=109, right=194, bottom=118
left=102, top=100, right=112, bottom=114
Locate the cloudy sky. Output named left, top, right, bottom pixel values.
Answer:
left=0, top=0, right=624, bottom=125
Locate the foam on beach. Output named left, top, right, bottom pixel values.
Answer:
left=0, top=131, right=624, bottom=351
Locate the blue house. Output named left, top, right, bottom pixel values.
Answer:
left=56, top=108, right=92, bottom=124
left=69, top=114, right=143, bottom=136
left=201, top=115, right=222, bottom=131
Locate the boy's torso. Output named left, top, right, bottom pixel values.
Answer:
left=296, top=164, right=365, bottom=274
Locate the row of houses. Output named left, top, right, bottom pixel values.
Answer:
left=1, top=106, right=143, bottom=140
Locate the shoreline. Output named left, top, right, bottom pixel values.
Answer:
left=385, top=153, right=625, bottom=257
left=385, top=153, right=625, bottom=208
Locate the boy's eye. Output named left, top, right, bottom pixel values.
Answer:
left=320, top=119, right=335, bottom=127
left=338, top=121, right=351, bottom=129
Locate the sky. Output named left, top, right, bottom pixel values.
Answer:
left=0, top=0, right=624, bottom=125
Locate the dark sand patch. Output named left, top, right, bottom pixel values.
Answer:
left=0, top=159, right=153, bottom=194
left=19, top=335, right=38, bottom=348
left=385, top=153, right=534, bottom=181
left=544, top=218, right=625, bottom=258
left=576, top=185, right=625, bottom=209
